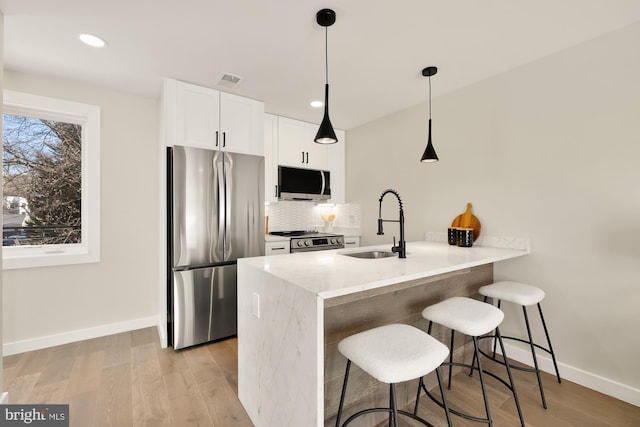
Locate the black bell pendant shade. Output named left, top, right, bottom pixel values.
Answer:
left=420, top=66, right=439, bottom=163
left=314, top=9, right=338, bottom=144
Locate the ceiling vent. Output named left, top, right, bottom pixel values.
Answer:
left=218, top=72, right=244, bottom=88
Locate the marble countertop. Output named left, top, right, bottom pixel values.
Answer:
left=240, top=239, right=529, bottom=300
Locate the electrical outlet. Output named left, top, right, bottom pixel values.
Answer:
left=252, top=292, right=261, bottom=319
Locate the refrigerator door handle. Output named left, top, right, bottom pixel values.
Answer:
left=223, top=153, right=233, bottom=261
left=208, top=269, right=215, bottom=340
left=214, top=153, right=225, bottom=261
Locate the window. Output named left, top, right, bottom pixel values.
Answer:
left=2, top=91, right=100, bottom=269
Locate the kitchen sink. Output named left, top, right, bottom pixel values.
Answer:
left=340, top=250, right=397, bottom=259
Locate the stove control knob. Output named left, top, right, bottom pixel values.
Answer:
left=304, top=240, right=311, bottom=246
left=330, top=238, right=337, bottom=244
left=297, top=240, right=304, bottom=247
left=337, top=237, right=343, bottom=244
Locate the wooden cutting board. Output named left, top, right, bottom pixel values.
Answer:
left=451, top=202, right=481, bottom=241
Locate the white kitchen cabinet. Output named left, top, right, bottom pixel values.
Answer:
left=343, top=236, right=360, bottom=248
left=264, top=113, right=279, bottom=202
left=265, top=240, right=289, bottom=255
left=167, top=79, right=264, bottom=156
left=173, top=80, right=220, bottom=150
left=328, top=129, right=346, bottom=203
left=220, top=92, right=264, bottom=155
left=277, top=116, right=328, bottom=170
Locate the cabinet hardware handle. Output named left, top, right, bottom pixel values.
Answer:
left=275, top=185, right=278, bottom=197
left=305, top=152, right=309, bottom=164
left=271, top=247, right=286, bottom=250
left=301, top=151, right=305, bottom=163
left=346, top=242, right=356, bottom=245
left=222, top=132, right=226, bottom=148
left=215, top=131, right=219, bottom=147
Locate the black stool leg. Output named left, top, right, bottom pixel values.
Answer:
left=496, top=328, right=526, bottom=427
left=435, top=366, right=454, bottom=427
left=538, top=303, right=562, bottom=384
left=335, top=360, right=351, bottom=427
left=448, top=330, right=455, bottom=389
left=413, top=369, right=453, bottom=427
left=481, top=295, right=499, bottom=357
left=492, top=299, right=502, bottom=357
left=469, top=296, right=491, bottom=378
left=391, top=383, right=400, bottom=427
left=413, top=377, right=423, bottom=415
left=473, top=336, right=493, bottom=427
left=523, top=305, right=547, bottom=409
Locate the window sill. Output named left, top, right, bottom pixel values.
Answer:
left=2, top=244, right=100, bottom=269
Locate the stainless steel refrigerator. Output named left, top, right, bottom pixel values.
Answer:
left=167, top=145, right=264, bottom=350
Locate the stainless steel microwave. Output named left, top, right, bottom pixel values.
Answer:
left=277, top=166, right=331, bottom=201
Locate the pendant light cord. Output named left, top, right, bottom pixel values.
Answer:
left=428, top=75, right=432, bottom=120
left=324, top=26, right=329, bottom=85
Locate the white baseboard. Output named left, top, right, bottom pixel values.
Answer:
left=500, top=342, right=640, bottom=407
left=3, top=316, right=159, bottom=356
left=0, top=392, right=8, bottom=404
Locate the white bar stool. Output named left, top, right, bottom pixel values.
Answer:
left=479, top=280, right=562, bottom=409
left=417, top=296, right=525, bottom=427
left=335, top=323, right=453, bottom=427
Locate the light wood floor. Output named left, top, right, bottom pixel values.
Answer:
left=3, top=327, right=639, bottom=427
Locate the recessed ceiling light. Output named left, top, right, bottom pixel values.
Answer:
left=78, top=33, right=107, bottom=48
left=310, top=100, right=323, bottom=108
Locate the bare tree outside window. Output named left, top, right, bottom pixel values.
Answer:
left=3, top=113, right=82, bottom=246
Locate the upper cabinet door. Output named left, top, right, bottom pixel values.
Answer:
left=220, top=92, right=264, bottom=156
left=175, top=81, right=220, bottom=150
left=264, top=113, right=279, bottom=203
left=277, top=116, right=328, bottom=170
left=277, top=116, right=306, bottom=167
left=302, top=121, right=330, bottom=170
left=169, top=79, right=264, bottom=156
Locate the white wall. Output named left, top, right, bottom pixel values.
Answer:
left=346, top=22, right=640, bottom=402
left=2, top=70, right=160, bottom=353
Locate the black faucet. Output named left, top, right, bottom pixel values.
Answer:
left=377, top=189, right=406, bottom=258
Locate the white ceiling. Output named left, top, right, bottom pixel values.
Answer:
left=2, top=0, right=640, bottom=130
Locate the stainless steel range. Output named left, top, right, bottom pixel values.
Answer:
left=269, top=231, right=344, bottom=253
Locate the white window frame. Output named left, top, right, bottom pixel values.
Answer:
left=2, top=90, right=100, bottom=269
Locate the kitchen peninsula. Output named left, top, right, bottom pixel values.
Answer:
left=237, top=238, right=529, bottom=427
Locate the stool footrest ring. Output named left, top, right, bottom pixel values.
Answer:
left=341, top=407, right=435, bottom=427
left=419, top=375, right=487, bottom=424
left=420, top=360, right=516, bottom=424
left=476, top=334, right=552, bottom=373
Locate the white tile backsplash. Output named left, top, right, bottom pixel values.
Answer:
left=266, top=202, right=361, bottom=233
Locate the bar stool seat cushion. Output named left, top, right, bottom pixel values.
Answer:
left=338, top=323, right=449, bottom=384
left=479, top=281, right=545, bottom=306
left=422, top=296, right=504, bottom=337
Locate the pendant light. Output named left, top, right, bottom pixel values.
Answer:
left=314, top=9, right=338, bottom=144
left=420, top=66, right=439, bottom=162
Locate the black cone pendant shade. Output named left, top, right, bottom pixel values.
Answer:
left=314, top=9, right=338, bottom=144
left=316, top=83, right=337, bottom=143
left=420, top=66, right=439, bottom=162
